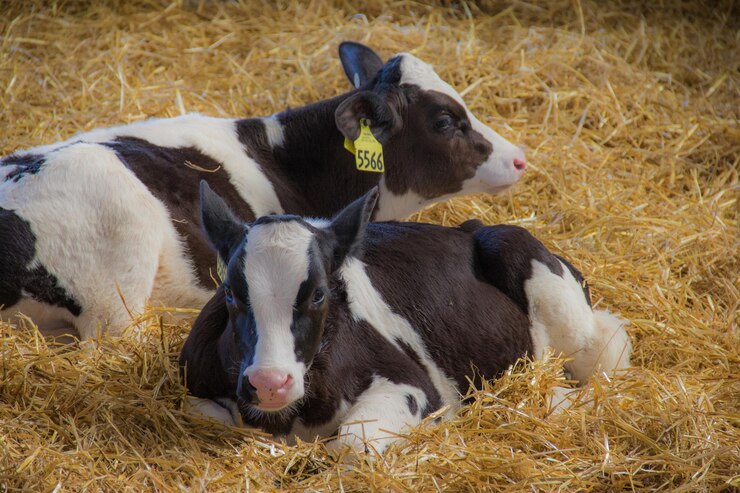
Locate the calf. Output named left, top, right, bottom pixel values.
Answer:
left=179, top=184, right=631, bottom=455
left=0, top=42, right=527, bottom=339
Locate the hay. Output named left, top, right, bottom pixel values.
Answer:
left=1, top=0, right=737, bottom=490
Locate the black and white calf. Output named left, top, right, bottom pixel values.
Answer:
left=0, top=42, right=527, bottom=339
left=179, top=184, right=631, bottom=455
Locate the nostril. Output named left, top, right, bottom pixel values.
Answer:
left=273, top=374, right=293, bottom=395
left=283, top=374, right=294, bottom=389
left=513, top=158, right=526, bottom=171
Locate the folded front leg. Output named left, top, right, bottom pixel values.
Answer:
left=330, top=376, right=430, bottom=457
left=185, top=396, right=244, bottom=427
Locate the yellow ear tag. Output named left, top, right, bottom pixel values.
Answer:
left=343, top=136, right=356, bottom=154
left=350, top=119, right=384, bottom=173
left=216, top=255, right=227, bottom=283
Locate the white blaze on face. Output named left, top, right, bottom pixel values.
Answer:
left=398, top=54, right=525, bottom=194
left=243, top=220, right=314, bottom=402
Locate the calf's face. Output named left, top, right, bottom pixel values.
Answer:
left=337, top=42, right=526, bottom=219
left=199, top=181, right=376, bottom=413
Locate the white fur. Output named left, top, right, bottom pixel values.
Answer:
left=0, top=298, right=81, bottom=344
left=398, top=54, right=525, bottom=193
left=373, top=178, right=425, bottom=221
left=548, top=386, right=579, bottom=413
left=373, top=176, right=516, bottom=221
left=1, top=143, right=213, bottom=339
left=242, top=221, right=313, bottom=405
left=186, top=397, right=239, bottom=426
left=338, top=257, right=460, bottom=413
left=591, top=309, right=632, bottom=375
left=525, top=259, right=631, bottom=383
left=330, top=376, right=428, bottom=455
left=261, top=116, right=285, bottom=148
left=3, top=297, right=76, bottom=332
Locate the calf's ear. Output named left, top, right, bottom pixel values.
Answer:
left=326, top=187, right=379, bottom=269
left=199, top=180, right=246, bottom=264
left=338, top=41, right=384, bottom=89
left=335, top=91, right=401, bottom=144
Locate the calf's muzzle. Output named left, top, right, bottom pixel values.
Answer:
left=243, top=368, right=296, bottom=409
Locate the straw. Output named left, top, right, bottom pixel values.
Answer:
left=1, top=1, right=737, bottom=491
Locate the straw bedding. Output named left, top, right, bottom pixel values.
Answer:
left=0, top=1, right=737, bottom=491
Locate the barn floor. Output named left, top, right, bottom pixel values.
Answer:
left=1, top=1, right=737, bottom=491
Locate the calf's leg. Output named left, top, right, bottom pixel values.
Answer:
left=472, top=225, right=631, bottom=384
left=329, top=376, right=429, bottom=457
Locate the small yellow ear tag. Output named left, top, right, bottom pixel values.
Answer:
left=343, top=136, right=356, bottom=154
left=216, top=255, right=227, bottom=283
left=345, top=119, right=384, bottom=173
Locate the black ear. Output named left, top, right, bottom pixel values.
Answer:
left=327, top=187, right=379, bottom=269
left=199, top=180, right=246, bottom=263
left=339, top=41, right=384, bottom=89
left=335, top=91, right=401, bottom=144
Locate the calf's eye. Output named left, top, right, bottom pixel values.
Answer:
left=223, top=285, right=234, bottom=303
left=434, top=115, right=455, bottom=130
left=311, top=288, right=326, bottom=306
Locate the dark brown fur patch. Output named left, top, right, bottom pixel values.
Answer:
left=258, top=96, right=383, bottom=218
left=104, top=136, right=256, bottom=286
left=382, top=88, right=493, bottom=199
left=362, top=222, right=533, bottom=391
left=1, top=154, right=46, bottom=183
left=179, top=287, right=240, bottom=398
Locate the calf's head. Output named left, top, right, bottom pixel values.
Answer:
left=199, top=181, right=377, bottom=413
left=337, top=42, right=526, bottom=219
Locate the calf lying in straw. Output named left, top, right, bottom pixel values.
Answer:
left=0, top=41, right=525, bottom=339
left=180, top=184, right=631, bottom=455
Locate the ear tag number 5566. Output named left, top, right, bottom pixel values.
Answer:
left=352, top=119, right=384, bottom=173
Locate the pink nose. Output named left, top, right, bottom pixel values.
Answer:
left=248, top=368, right=294, bottom=404
left=513, top=157, right=526, bottom=171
